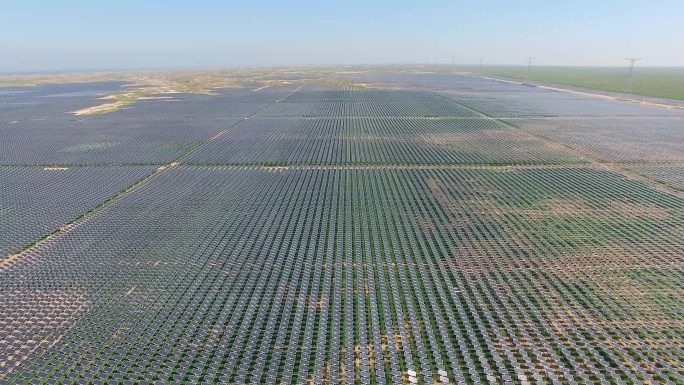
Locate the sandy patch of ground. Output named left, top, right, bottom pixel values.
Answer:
left=138, top=96, right=176, bottom=100
left=72, top=101, right=126, bottom=115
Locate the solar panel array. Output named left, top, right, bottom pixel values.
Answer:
left=626, top=164, right=684, bottom=190
left=184, top=117, right=584, bottom=165
left=0, top=82, right=129, bottom=122
left=0, top=118, right=245, bottom=165
left=1, top=74, right=684, bottom=384
left=502, top=117, right=684, bottom=162
left=259, top=89, right=477, bottom=118
left=450, top=96, right=682, bottom=118
left=0, top=166, right=155, bottom=258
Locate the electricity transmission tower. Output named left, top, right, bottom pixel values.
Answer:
left=623, top=58, right=642, bottom=94
left=478, top=57, right=484, bottom=75
left=524, top=57, right=535, bottom=83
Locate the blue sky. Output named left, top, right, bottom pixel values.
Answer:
left=2, top=0, right=683, bottom=72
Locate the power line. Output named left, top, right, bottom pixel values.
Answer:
left=623, top=58, right=642, bottom=94
left=524, top=57, right=535, bottom=83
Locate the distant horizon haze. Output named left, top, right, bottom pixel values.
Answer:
left=3, top=63, right=684, bottom=77
left=2, top=0, right=683, bottom=72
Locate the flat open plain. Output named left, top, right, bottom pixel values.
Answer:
left=1, top=70, right=683, bottom=384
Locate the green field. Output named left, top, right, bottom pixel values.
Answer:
left=468, top=65, right=684, bottom=101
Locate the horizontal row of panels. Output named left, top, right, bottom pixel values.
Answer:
left=1, top=115, right=586, bottom=166
left=2, top=166, right=683, bottom=384
left=0, top=117, right=243, bottom=165
left=445, top=94, right=684, bottom=117
left=182, top=117, right=585, bottom=165
left=4, top=114, right=683, bottom=166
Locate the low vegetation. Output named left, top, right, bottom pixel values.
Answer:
left=468, top=65, right=684, bottom=100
